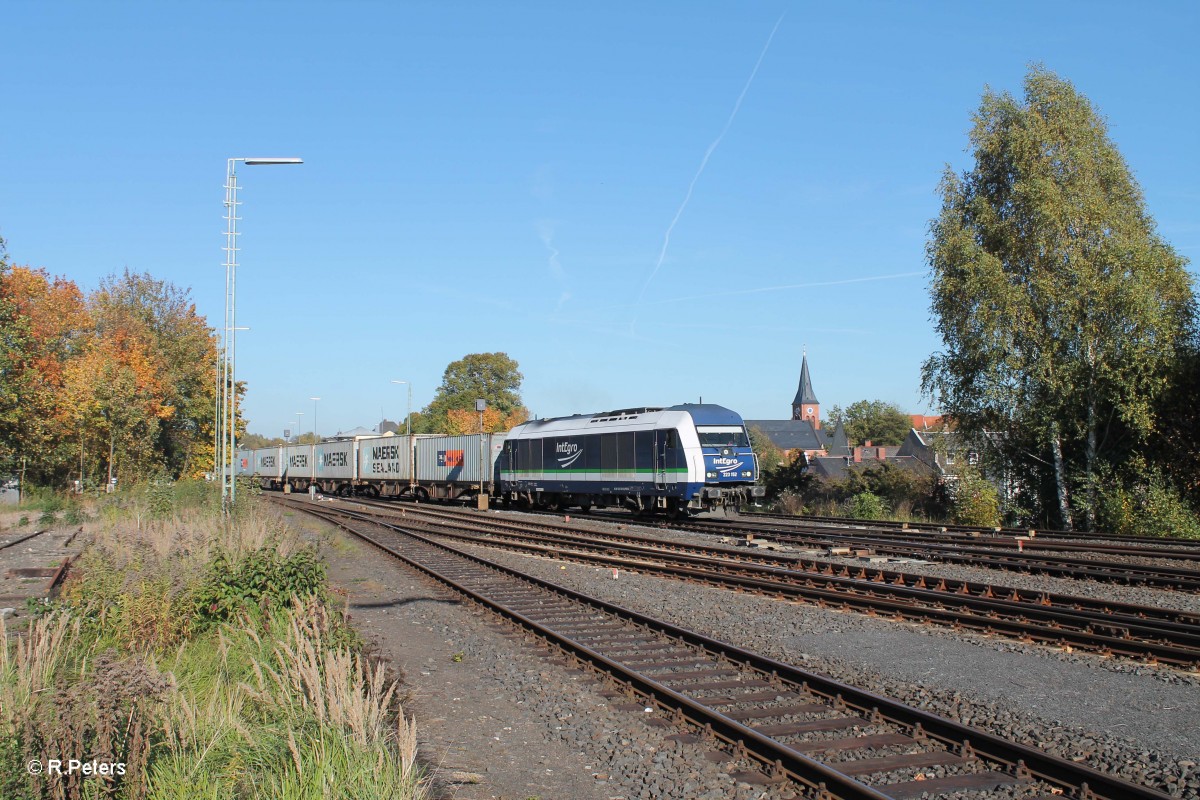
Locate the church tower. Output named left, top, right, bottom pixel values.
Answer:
left=791, top=353, right=820, bottom=428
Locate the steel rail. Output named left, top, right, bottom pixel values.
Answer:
left=0, top=528, right=51, bottom=553
left=282, top=496, right=1173, bottom=800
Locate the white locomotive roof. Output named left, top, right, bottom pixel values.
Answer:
left=508, top=403, right=746, bottom=440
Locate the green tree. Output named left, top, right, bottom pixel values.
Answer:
left=1149, top=338, right=1200, bottom=509
left=90, top=270, right=219, bottom=479
left=418, top=352, right=527, bottom=433
left=825, top=400, right=912, bottom=446
left=240, top=432, right=285, bottom=450
left=922, top=66, right=1196, bottom=530
left=747, top=425, right=786, bottom=477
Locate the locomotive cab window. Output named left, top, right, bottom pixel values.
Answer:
left=695, top=426, right=749, bottom=448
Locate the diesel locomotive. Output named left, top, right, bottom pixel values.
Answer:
left=498, top=403, right=763, bottom=514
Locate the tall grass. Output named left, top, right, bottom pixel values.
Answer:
left=1, top=481, right=426, bottom=800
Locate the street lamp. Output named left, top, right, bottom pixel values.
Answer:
left=390, top=380, right=412, bottom=436
left=294, top=412, right=304, bottom=443
left=219, top=156, right=303, bottom=510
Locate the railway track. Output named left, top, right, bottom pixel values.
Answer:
left=278, top=495, right=1173, bottom=800
left=650, top=515, right=1200, bottom=592
left=421, top=501, right=1200, bottom=588
left=336, top=499, right=1200, bottom=669
left=0, top=527, right=75, bottom=600
left=734, top=515, right=1200, bottom=561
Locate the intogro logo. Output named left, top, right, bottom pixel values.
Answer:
left=556, top=441, right=582, bottom=468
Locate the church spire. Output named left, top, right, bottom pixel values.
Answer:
left=791, top=353, right=820, bottom=427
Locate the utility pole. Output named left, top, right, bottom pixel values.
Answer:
left=476, top=398, right=487, bottom=506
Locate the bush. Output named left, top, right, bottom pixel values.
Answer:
left=1098, top=469, right=1200, bottom=539
left=846, top=491, right=886, bottom=520
left=193, top=547, right=328, bottom=628
left=147, top=481, right=175, bottom=519
left=949, top=470, right=1001, bottom=527
left=18, top=486, right=65, bottom=513
left=787, top=462, right=949, bottom=522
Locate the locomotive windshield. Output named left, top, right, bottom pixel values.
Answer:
left=695, top=426, right=750, bottom=448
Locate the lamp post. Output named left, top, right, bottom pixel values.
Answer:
left=294, top=412, right=304, bottom=443
left=310, top=397, right=321, bottom=441
left=219, top=156, right=303, bottom=510
left=390, top=380, right=412, bottom=436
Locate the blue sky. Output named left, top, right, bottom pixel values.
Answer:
left=3, top=2, right=1197, bottom=438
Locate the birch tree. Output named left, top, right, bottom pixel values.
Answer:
left=923, top=66, right=1195, bottom=529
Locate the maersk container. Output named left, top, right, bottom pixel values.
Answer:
left=235, top=449, right=254, bottom=476
left=415, top=434, right=507, bottom=484
left=312, top=440, right=356, bottom=481
left=357, top=434, right=412, bottom=481
left=282, top=444, right=315, bottom=480
left=254, top=447, right=283, bottom=479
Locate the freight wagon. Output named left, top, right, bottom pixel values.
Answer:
left=243, top=432, right=506, bottom=502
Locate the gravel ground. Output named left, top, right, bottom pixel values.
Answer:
left=445, top=535, right=1200, bottom=798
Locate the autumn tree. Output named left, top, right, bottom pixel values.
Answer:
left=419, top=352, right=528, bottom=433
left=0, top=240, right=32, bottom=476
left=922, top=66, right=1196, bottom=530
left=825, top=400, right=912, bottom=446
left=0, top=261, right=90, bottom=483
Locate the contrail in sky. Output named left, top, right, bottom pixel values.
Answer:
left=538, top=220, right=571, bottom=315
left=633, top=12, right=786, bottom=321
